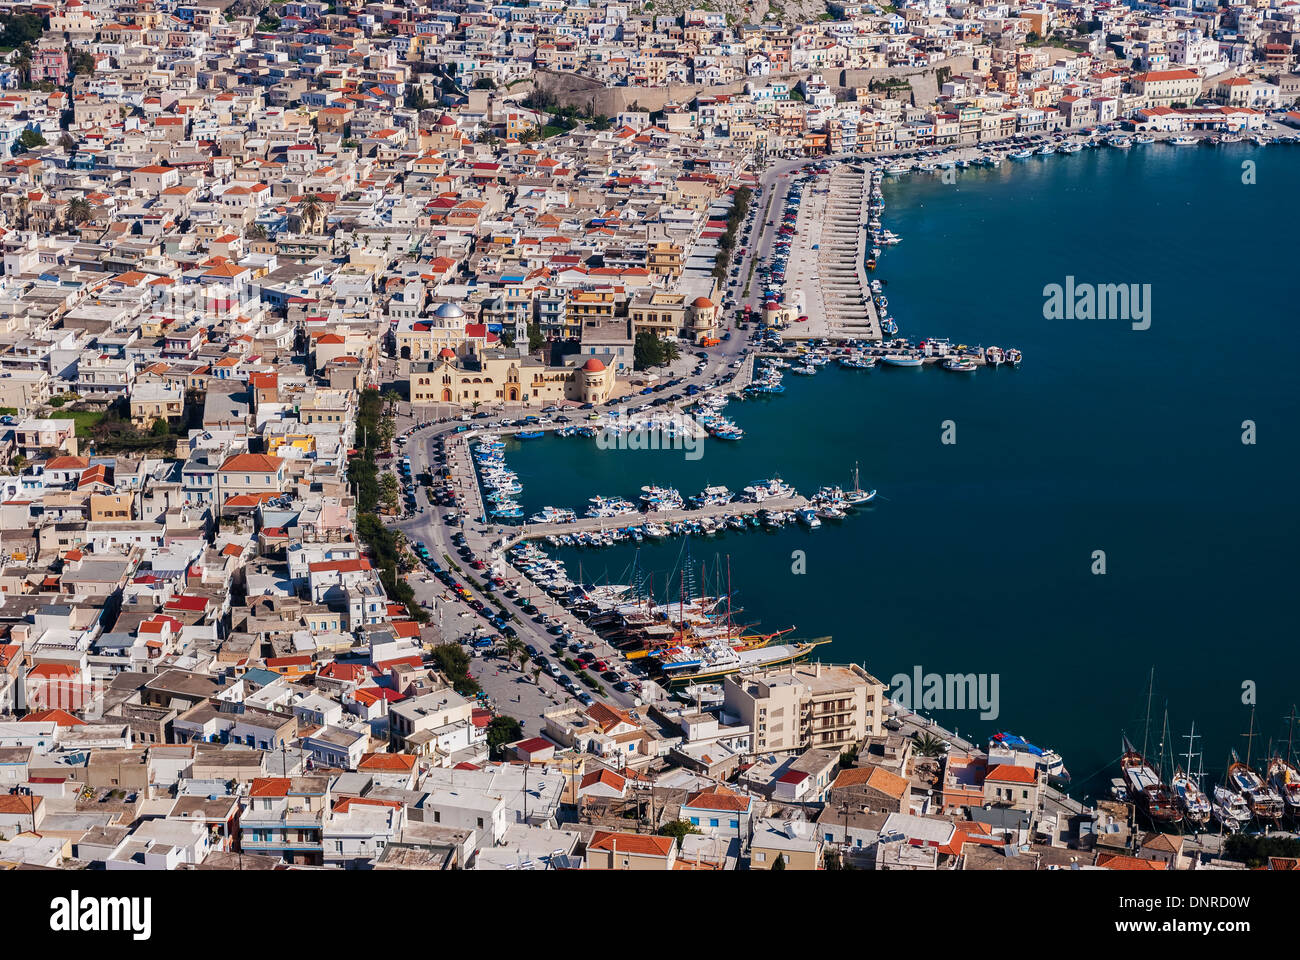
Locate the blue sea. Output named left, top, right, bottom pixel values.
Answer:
left=497, top=144, right=1300, bottom=797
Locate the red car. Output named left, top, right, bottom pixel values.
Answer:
left=796, top=315, right=809, bottom=323
left=594, top=659, right=609, bottom=672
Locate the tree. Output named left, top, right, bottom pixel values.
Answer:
left=18, top=129, right=46, bottom=149
left=502, top=636, right=525, bottom=668
left=486, top=715, right=523, bottom=759
left=58, top=132, right=76, bottom=155
left=474, top=78, right=496, bottom=90
left=66, top=197, right=92, bottom=224
left=771, top=853, right=786, bottom=870
left=914, top=731, right=947, bottom=758
left=634, top=331, right=679, bottom=370
left=380, top=472, right=400, bottom=512
left=527, top=323, right=546, bottom=352
left=430, top=642, right=480, bottom=696
left=0, top=14, right=43, bottom=50
left=298, top=192, right=323, bottom=234
left=150, top=417, right=170, bottom=437
left=658, top=820, right=700, bottom=849
left=531, top=666, right=542, bottom=687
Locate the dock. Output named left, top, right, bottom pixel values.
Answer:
left=781, top=165, right=880, bottom=343
left=501, top=494, right=813, bottom=550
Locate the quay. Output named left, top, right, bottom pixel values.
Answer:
left=500, top=494, right=813, bottom=550
left=780, top=165, right=881, bottom=343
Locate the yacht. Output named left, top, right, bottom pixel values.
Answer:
left=1171, top=769, right=1212, bottom=827
left=989, top=732, right=1070, bottom=787
left=1212, top=785, right=1252, bottom=832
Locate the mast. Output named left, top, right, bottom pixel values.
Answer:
left=1181, top=722, right=1202, bottom=785
left=1242, top=706, right=1258, bottom=768
left=726, top=555, right=733, bottom=642
left=1158, top=706, right=1171, bottom=782
left=1288, top=705, right=1297, bottom=766
left=1140, top=667, right=1154, bottom=760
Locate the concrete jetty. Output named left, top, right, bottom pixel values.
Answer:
left=781, top=165, right=880, bottom=343
left=501, top=495, right=813, bottom=549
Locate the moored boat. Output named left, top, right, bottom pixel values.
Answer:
left=881, top=354, right=923, bottom=367
left=989, top=732, right=1070, bottom=787
left=1120, top=734, right=1184, bottom=828
left=1228, top=749, right=1284, bottom=825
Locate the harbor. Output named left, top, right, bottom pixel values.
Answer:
left=476, top=144, right=1300, bottom=796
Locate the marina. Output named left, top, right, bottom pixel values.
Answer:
left=485, top=146, right=1300, bottom=800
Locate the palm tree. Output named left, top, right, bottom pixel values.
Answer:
left=914, top=731, right=947, bottom=758
left=299, top=192, right=322, bottom=233
left=501, top=637, right=525, bottom=669
left=66, top=197, right=92, bottom=223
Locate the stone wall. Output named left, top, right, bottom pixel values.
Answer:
left=529, top=57, right=972, bottom=117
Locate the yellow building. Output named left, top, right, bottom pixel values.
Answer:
left=410, top=352, right=616, bottom=407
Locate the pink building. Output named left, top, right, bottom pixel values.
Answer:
left=30, top=46, right=68, bottom=86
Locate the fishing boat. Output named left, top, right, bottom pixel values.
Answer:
left=1119, top=734, right=1184, bottom=827
left=881, top=354, right=923, bottom=367
left=985, top=345, right=1004, bottom=367
left=639, top=485, right=683, bottom=511
left=690, top=485, right=733, bottom=508
left=796, top=508, right=821, bottom=528
left=989, top=732, right=1070, bottom=787
left=941, top=357, right=978, bottom=373
left=1005, top=348, right=1022, bottom=366
left=1133, top=134, right=1154, bottom=145
left=1036, top=144, right=1056, bottom=155
left=1228, top=749, right=1284, bottom=825
left=516, top=430, right=544, bottom=439
left=1008, top=148, right=1034, bottom=160
left=880, top=317, right=898, bottom=336
left=845, top=463, right=876, bottom=506
left=1169, top=135, right=1197, bottom=146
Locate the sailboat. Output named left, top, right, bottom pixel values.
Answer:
left=1266, top=706, right=1300, bottom=819
left=1171, top=723, right=1211, bottom=828
left=845, top=462, right=876, bottom=507
left=1230, top=707, right=1284, bottom=825
left=1117, top=671, right=1183, bottom=828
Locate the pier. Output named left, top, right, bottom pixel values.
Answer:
left=781, top=165, right=881, bottom=342
left=500, top=494, right=813, bottom=551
